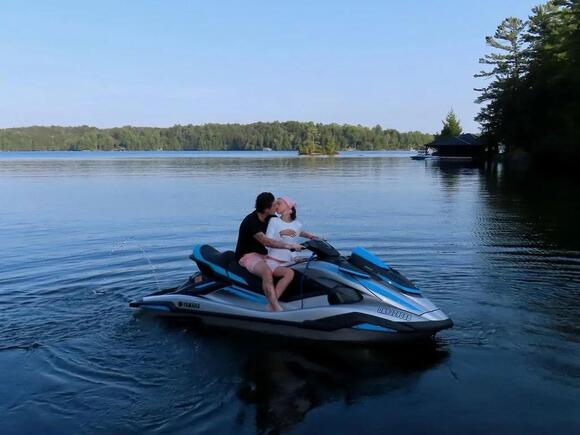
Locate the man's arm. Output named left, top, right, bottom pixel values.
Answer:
left=254, top=232, right=302, bottom=251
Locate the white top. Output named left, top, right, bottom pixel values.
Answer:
left=266, top=217, right=304, bottom=262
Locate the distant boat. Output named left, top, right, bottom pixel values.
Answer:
left=262, top=147, right=273, bottom=151
left=410, top=150, right=428, bottom=160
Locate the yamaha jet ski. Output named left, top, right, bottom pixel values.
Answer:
left=129, top=240, right=453, bottom=343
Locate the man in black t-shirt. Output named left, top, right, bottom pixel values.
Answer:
left=235, top=192, right=303, bottom=311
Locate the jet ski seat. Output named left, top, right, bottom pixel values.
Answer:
left=226, top=260, right=264, bottom=290
left=193, top=245, right=235, bottom=269
left=192, top=244, right=319, bottom=302
left=191, top=245, right=264, bottom=290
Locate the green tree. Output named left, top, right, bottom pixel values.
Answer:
left=475, top=2, right=580, bottom=164
left=524, top=1, right=580, bottom=159
left=439, top=109, right=463, bottom=137
left=321, top=135, right=338, bottom=155
left=475, top=17, right=528, bottom=147
left=0, top=122, right=434, bottom=152
left=298, top=124, right=320, bottom=155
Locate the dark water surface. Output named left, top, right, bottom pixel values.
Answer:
left=1, top=151, right=579, bottom=434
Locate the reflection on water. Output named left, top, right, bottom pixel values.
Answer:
left=236, top=339, right=448, bottom=434
left=477, top=162, right=580, bottom=347
left=0, top=152, right=579, bottom=433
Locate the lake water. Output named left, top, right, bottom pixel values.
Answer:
left=1, top=151, right=579, bottom=434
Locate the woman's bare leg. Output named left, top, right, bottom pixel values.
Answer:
left=273, top=267, right=295, bottom=301
left=252, top=261, right=282, bottom=311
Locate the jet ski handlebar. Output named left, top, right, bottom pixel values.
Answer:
left=289, top=239, right=317, bottom=252
left=293, top=239, right=341, bottom=259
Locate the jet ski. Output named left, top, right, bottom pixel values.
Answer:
left=129, top=240, right=453, bottom=343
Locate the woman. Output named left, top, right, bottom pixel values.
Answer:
left=265, top=197, right=318, bottom=272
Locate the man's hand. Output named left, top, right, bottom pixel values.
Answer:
left=254, top=232, right=303, bottom=251
left=289, top=243, right=303, bottom=251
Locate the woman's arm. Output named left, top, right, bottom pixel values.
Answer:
left=265, top=218, right=279, bottom=240
left=299, top=230, right=317, bottom=240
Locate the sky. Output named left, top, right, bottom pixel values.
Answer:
left=0, top=0, right=541, bottom=133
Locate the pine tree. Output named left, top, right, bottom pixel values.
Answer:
left=475, top=17, right=528, bottom=147
left=475, top=2, right=580, bottom=163
left=439, top=109, right=463, bottom=137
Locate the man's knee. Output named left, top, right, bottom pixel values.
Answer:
left=252, top=261, right=269, bottom=277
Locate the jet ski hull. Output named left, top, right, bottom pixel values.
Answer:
left=130, top=290, right=452, bottom=343
left=130, top=242, right=453, bottom=344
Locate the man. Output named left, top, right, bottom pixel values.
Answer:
left=235, top=192, right=303, bottom=311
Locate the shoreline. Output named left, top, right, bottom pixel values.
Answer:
left=0, top=149, right=414, bottom=154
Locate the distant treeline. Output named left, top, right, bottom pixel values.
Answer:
left=0, top=122, right=433, bottom=152
left=476, top=0, right=580, bottom=163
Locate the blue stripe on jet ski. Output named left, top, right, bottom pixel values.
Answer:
left=141, top=304, right=171, bottom=312
left=379, top=274, right=422, bottom=295
left=226, top=271, right=249, bottom=286
left=192, top=245, right=249, bottom=286
left=314, top=262, right=360, bottom=284
left=308, top=262, right=420, bottom=312
left=338, top=266, right=370, bottom=278
left=352, top=247, right=390, bottom=269
left=352, top=323, right=395, bottom=332
left=227, top=286, right=267, bottom=303
left=196, top=281, right=216, bottom=289
left=359, top=279, right=420, bottom=312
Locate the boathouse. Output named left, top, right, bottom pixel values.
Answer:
left=425, top=133, right=487, bottom=159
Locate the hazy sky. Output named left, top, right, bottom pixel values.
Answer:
left=1, top=0, right=541, bottom=133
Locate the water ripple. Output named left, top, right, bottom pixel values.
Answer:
left=1, top=153, right=579, bottom=433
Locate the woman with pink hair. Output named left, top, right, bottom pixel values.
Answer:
left=265, top=197, right=318, bottom=291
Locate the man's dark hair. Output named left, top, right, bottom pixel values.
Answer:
left=255, top=192, right=275, bottom=213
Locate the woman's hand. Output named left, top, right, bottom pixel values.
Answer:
left=280, top=229, right=297, bottom=237
left=300, top=231, right=318, bottom=240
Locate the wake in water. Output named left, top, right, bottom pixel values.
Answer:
left=94, top=237, right=162, bottom=295
left=0, top=237, right=166, bottom=352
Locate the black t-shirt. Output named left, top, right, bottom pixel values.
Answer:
left=234, top=211, right=273, bottom=260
